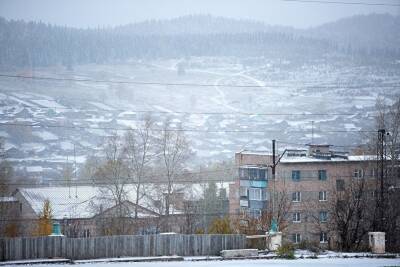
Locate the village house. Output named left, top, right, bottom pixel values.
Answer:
left=230, top=144, right=379, bottom=249
left=3, top=182, right=232, bottom=237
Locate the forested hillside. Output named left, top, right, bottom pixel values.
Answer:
left=1, top=14, right=398, bottom=70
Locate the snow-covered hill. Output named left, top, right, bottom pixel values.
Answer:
left=1, top=56, right=398, bottom=182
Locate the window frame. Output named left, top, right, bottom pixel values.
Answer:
left=249, top=188, right=262, bottom=201
left=319, top=211, right=328, bottom=223
left=319, top=191, right=327, bottom=201
left=353, top=169, right=364, bottom=179
left=292, top=191, right=301, bottom=202
left=318, top=170, right=327, bottom=181
left=292, top=233, right=301, bottom=244
left=239, top=186, right=248, bottom=197
left=292, top=170, right=301, bottom=181
left=320, top=232, right=328, bottom=243
left=292, top=212, right=301, bottom=223
left=250, top=208, right=262, bottom=219
left=336, top=179, right=345, bottom=191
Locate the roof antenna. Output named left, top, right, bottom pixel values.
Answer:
left=311, top=121, right=314, bottom=144
left=66, top=154, right=71, bottom=198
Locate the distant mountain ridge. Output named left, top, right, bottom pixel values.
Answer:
left=306, top=13, right=400, bottom=54
left=0, top=13, right=398, bottom=70
left=114, top=14, right=274, bottom=35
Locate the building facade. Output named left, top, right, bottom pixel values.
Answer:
left=230, top=144, right=378, bottom=248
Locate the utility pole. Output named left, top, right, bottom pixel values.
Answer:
left=270, top=140, right=288, bottom=231
left=272, top=140, right=276, bottom=217
left=377, top=129, right=386, bottom=231
left=74, top=143, right=78, bottom=198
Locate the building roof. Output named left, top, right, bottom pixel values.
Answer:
left=0, top=196, right=18, bottom=202
left=280, top=155, right=378, bottom=163
left=17, top=185, right=173, bottom=219
left=16, top=182, right=234, bottom=219
left=237, top=150, right=272, bottom=156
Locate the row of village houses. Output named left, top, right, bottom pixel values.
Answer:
left=1, top=144, right=393, bottom=249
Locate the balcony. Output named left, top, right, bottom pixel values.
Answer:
left=240, top=180, right=267, bottom=188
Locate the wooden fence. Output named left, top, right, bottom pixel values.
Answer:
left=0, top=234, right=246, bottom=261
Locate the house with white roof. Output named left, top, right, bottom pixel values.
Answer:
left=9, top=181, right=233, bottom=237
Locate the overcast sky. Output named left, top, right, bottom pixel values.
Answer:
left=0, top=0, right=398, bottom=29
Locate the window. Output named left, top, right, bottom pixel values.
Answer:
left=259, top=169, right=266, bottom=180
left=239, top=186, right=248, bottom=197
left=250, top=209, right=261, bottom=218
left=318, top=170, right=327, bottom=181
left=239, top=167, right=268, bottom=180
left=293, top=212, right=301, bottom=223
left=336, top=179, right=345, bottom=191
left=354, top=169, right=363, bottom=178
left=249, top=168, right=258, bottom=179
left=319, top=211, right=328, bottom=223
left=354, top=190, right=363, bottom=201
left=370, top=168, right=377, bottom=178
left=292, top=192, right=301, bottom=202
left=249, top=188, right=262, bottom=201
left=83, top=229, right=90, bottom=238
left=320, top=232, right=328, bottom=243
left=319, top=191, right=327, bottom=201
left=292, top=170, right=301, bottom=181
left=240, top=207, right=248, bottom=218
left=292, top=233, right=301, bottom=244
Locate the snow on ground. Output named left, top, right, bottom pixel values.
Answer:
left=89, top=102, right=115, bottom=111
left=186, top=114, right=208, bottom=127
left=60, top=141, right=74, bottom=150
left=117, top=119, right=137, bottom=129
left=86, top=115, right=113, bottom=123
left=32, top=130, right=58, bottom=141
left=153, top=105, right=174, bottom=113
left=5, top=258, right=400, bottom=267
left=8, top=155, right=87, bottom=164
left=20, top=143, right=46, bottom=153
left=0, top=130, right=9, bottom=138
left=118, top=111, right=137, bottom=117
left=30, top=99, right=66, bottom=109
left=26, top=166, right=44, bottom=173
left=8, top=96, right=37, bottom=107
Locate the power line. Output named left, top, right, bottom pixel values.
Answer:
left=0, top=73, right=398, bottom=89
left=0, top=121, right=378, bottom=133
left=279, top=0, right=400, bottom=6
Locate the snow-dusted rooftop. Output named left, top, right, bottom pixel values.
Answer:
left=0, top=196, right=18, bottom=202
left=16, top=182, right=234, bottom=219
left=237, top=150, right=272, bottom=156
left=280, top=155, right=378, bottom=163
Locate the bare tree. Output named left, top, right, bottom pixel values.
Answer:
left=93, top=133, right=130, bottom=235
left=369, top=96, right=400, bottom=251
left=328, top=175, right=373, bottom=251
left=0, top=138, right=13, bottom=197
left=157, top=119, right=190, bottom=231
left=124, top=115, right=156, bottom=219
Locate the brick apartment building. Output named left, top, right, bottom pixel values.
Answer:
left=229, top=144, right=378, bottom=248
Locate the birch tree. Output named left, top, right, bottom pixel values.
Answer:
left=93, top=133, right=129, bottom=235
left=124, top=115, right=156, bottom=219
left=157, top=119, right=190, bottom=231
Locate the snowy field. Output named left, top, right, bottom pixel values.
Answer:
left=3, top=258, right=400, bottom=267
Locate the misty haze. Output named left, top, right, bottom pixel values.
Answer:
left=0, top=1, right=399, bottom=266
